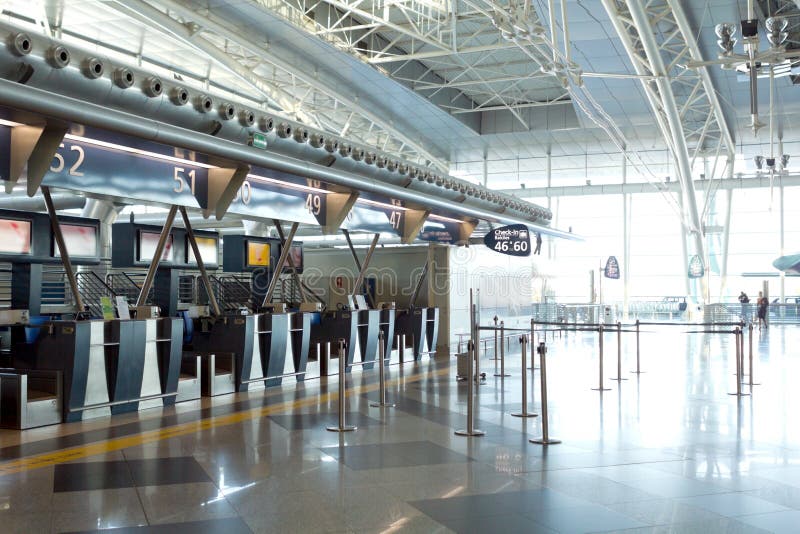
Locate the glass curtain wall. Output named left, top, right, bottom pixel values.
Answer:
left=521, top=186, right=800, bottom=304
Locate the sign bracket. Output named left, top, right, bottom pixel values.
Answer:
left=136, top=205, right=178, bottom=308
left=41, top=185, right=84, bottom=314
left=7, top=123, right=67, bottom=195
left=180, top=206, right=222, bottom=316
left=272, top=219, right=307, bottom=304
left=261, top=221, right=299, bottom=307
left=352, top=234, right=380, bottom=306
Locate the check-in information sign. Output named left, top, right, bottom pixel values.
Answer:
left=483, top=224, right=531, bottom=257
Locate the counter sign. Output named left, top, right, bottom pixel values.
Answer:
left=483, top=224, right=531, bottom=257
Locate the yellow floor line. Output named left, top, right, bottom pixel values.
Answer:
left=0, top=365, right=451, bottom=477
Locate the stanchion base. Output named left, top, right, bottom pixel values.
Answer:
left=493, top=373, right=511, bottom=377
left=530, top=437, right=561, bottom=445
left=370, top=402, right=396, bottom=408
left=745, top=382, right=761, bottom=386
left=511, top=412, right=538, bottom=418
left=455, top=429, right=485, bottom=436
left=326, top=426, right=357, bottom=432
left=490, top=357, right=501, bottom=361
left=609, top=377, right=628, bottom=381
left=630, top=370, right=645, bottom=374
left=727, top=392, right=751, bottom=397
left=591, top=387, right=612, bottom=391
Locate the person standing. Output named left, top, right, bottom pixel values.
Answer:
left=534, top=232, right=542, bottom=255
left=757, top=291, right=769, bottom=330
left=738, top=291, right=750, bottom=322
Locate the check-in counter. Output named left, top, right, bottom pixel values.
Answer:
left=188, top=312, right=292, bottom=391
left=425, top=307, right=440, bottom=357
left=308, top=310, right=358, bottom=375
left=289, top=312, right=312, bottom=381
left=378, top=308, right=396, bottom=365
left=9, top=317, right=183, bottom=422
left=355, top=309, right=380, bottom=371
left=394, top=307, right=439, bottom=360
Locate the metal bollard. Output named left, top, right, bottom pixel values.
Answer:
left=592, top=325, right=611, bottom=391
left=631, top=319, right=644, bottom=374
left=371, top=331, right=395, bottom=408
left=610, top=321, right=627, bottom=381
left=529, top=319, right=538, bottom=370
left=740, top=328, right=745, bottom=378
left=491, top=316, right=500, bottom=361
left=530, top=341, right=560, bottom=445
left=512, top=335, right=538, bottom=418
left=327, top=339, right=357, bottom=432
left=455, top=340, right=485, bottom=437
left=729, top=328, right=750, bottom=397
left=495, top=321, right=510, bottom=377
left=748, top=324, right=759, bottom=387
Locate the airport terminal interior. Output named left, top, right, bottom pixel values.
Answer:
left=2, top=0, right=800, bottom=532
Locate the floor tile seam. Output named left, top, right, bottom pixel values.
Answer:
left=0, top=366, right=451, bottom=477
left=513, top=458, right=703, bottom=476
left=128, top=460, right=154, bottom=527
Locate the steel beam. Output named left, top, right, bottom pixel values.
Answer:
left=502, top=173, right=800, bottom=197
left=113, top=0, right=449, bottom=170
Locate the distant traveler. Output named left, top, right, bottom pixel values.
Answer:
left=534, top=232, right=542, bottom=255
left=757, top=291, right=769, bottom=329
left=738, top=291, right=750, bottom=322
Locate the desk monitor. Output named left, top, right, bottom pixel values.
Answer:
left=186, top=235, right=218, bottom=265
left=246, top=241, right=270, bottom=267
left=138, top=230, right=174, bottom=263
left=0, top=218, right=31, bottom=254
left=54, top=224, right=98, bottom=258
left=283, top=243, right=303, bottom=273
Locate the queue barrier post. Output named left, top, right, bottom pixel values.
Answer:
left=327, top=339, right=357, bottom=432
left=512, top=334, right=538, bottom=419
left=610, top=321, right=627, bottom=381
left=494, top=321, right=510, bottom=377
left=728, top=328, right=750, bottom=397
left=631, top=319, right=644, bottom=374
left=455, top=340, right=485, bottom=437
left=748, top=323, right=760, bottom=387
left=492, top=316, right=500, bottom=360
left=370, top=330, right=395, bottom=408
left=592, top=325, right=612, bottom=391
left=530, top=341, right=560, bottom=445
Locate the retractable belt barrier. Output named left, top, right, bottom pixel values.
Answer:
left=511, top=335, right=537, bottom=419
left=326, top=339, right=357, bottom=432
left=530, top=341, right=560, bottom=446
left=370, top=330, right=395, bottom=409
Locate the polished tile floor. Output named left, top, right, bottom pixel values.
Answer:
left=1, top=324, right=799, bottom=533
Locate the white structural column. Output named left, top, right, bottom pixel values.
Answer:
left=547, top=151, right=554, bottom=260
left=623, top=1, right=705, bottom=276
left=622, top=152, right=630, bottom=319
left=719, top=160, right=734, bottom=301
left=780, top=184, right=785, bottom=303
left=602, top=0, right=737, bottom=303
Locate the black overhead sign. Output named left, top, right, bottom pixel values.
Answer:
left=483, top=224, right=531, bottom=257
